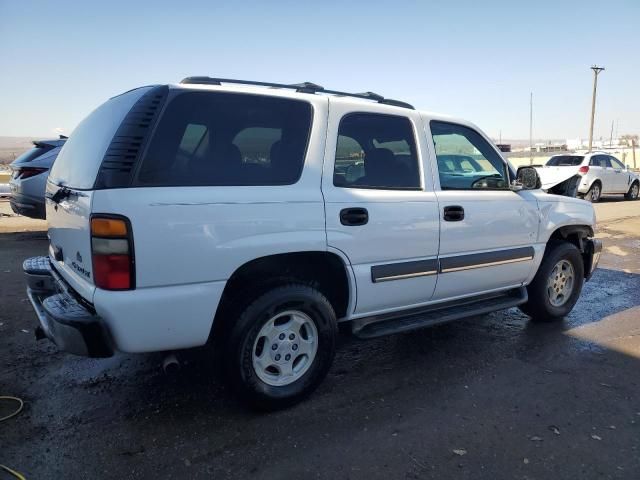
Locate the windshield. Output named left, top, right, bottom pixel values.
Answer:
left=546, top=155, right=584, bottom=166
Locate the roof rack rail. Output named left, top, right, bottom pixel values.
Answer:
left=179, top=77, right=414, bottom=110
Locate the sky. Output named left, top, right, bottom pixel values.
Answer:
left=1, top=0, right=638, bottom=141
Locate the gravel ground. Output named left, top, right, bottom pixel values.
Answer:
left=1, top=198, right=639, bottom=479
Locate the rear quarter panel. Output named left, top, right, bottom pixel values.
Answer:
left=89, top=95, right=329, bottom=352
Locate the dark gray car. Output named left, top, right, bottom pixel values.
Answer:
left=9, top=137, right=66, bottom=219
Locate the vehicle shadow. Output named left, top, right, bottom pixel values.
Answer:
left=4, top=228, right=640, bottom=478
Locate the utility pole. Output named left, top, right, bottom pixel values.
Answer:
left=588, top=65, right=605, bottom=152
left=609, top=120, right=614, bottom=148
left=529, top=92, right=533, bottom=165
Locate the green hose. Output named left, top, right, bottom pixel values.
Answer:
left=0, top=396, right=26, bottom=479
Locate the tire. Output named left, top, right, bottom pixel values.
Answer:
left=519, top=241, right=584, bottom=322
left=625, top=181, right=639, bottom=201
left=586, top=181, right=601, bottom=202
left=224, top=284, right=337, bottom=410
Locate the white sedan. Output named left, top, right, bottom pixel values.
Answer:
left=535, top=152, right=639, bottom=202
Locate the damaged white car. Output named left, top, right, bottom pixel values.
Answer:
left=535, top=153, right=640, bottom=202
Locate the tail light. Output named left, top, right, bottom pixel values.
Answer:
left=90, top=215, right=135, bottom=290
left=578, top=166, right=589, bottom=174
left=12, top=167, right=48, bottom=179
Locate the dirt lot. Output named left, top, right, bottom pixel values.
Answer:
left=1, top=198, right=639, bottom=479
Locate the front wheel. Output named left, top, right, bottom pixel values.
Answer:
left=519, top=242, right=584, bottom=322
left=224, top=284, right=337, bottom=410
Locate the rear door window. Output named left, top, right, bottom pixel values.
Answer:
left=333, top=113, right=420, bottom=189
left=136, top=92, right=313, bottom=186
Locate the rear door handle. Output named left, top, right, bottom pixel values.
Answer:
left=443, top=205, right=464, bottom=222
left=340, top=208, right=368, bottom=226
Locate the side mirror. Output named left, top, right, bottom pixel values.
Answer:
left=512, top=166, right=541, bottom=191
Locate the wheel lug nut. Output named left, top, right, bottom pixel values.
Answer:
left=279, top=333, right=285, bottom=340
left=292, top=344, right=298, bottom=351
left=285, top=354, right=291, bottom=361
left=275, top=354, right=281, bottom=361
left=289, top=333, right=295, bottom=340
left=271, top=344, right=278, bottom=350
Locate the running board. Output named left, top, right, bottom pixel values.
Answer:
left=351, top=287, right=527, bottom=339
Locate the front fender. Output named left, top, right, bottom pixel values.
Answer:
left=533, top=192, right=596, bottom=244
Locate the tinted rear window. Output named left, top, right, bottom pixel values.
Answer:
left=136, top=92, right=313, bottom=186
left=546, top=155, right=584, bottom=166
left=49, top=87, right=153, bottom=189
left=12, top=144, right=54, bottom=164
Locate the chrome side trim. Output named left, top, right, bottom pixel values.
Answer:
left=371, top=258, right=439, bottom=283
left=441, top=255, right=533, bottom=273
left=375, top=270, right=438, bottom=282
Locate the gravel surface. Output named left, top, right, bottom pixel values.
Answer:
left=1, top=199, right=639, bottom=479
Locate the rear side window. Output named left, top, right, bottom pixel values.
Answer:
left=136, top=92, right=312, bottom=186
left=333, top=113, right=420, bottom=189
left=546, top=155, right=584, bottom=166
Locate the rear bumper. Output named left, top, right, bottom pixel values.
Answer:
left=10, top=193, right=46, bottom=219
left=584, top=238, right=602, bottom=281
left=24, top=256, right=113, bottom=357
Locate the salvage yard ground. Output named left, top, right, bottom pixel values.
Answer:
left=1, top=198, right=639, bottom=479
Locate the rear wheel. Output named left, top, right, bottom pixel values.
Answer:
left=224, top=284, right=337, bottom=410
left=519, top=242, right=584, bottom=322
left=625, top=182, right=639, bottom=201
left=586, top=181, right=601, bottom=202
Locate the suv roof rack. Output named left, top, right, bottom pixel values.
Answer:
left=179, top=77, right=415, bottom=110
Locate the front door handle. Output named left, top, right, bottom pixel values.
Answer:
left=340, top=207, right=369, bottom=226
left=443, top=205, right=464, bottom=222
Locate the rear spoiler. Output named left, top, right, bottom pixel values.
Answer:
left=32, top=137, right=67, bottom=149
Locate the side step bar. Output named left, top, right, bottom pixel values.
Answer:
left=351, top=287, right=528, bottom=339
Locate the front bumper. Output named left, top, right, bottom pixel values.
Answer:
left=584, top=238, right=602, bottom=281
left=24, top=256, right=113, bottom=357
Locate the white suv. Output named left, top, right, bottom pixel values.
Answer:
left=24, top=78, right=602, bottom=409
left=538, top=153, right=640, bottom=202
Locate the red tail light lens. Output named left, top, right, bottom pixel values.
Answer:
left=13, top=167, right=48, bottom=179
left=93, top=254, right=131, bottom=289
left=90, top=216, right=134, bottom=290
left=578, top=166, right=589, bottom=174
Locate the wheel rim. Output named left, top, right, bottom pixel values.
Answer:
left=547, top=259, right=575, bottom=307
left=252, top=310, right=318, bottom=387
left=591, top=185, right=600, bottom=201
left=632, top=184, right=639, bottom=199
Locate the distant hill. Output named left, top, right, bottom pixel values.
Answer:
left=0, top=136, right=39, bottom=165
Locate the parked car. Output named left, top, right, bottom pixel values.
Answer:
left=23, top=78, right=601, bottom=409
left=0, top=181, right=11, bottom=198
left=535, top=153, right=640, bottom=202
left=9, top=137, right=66, bottom=219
